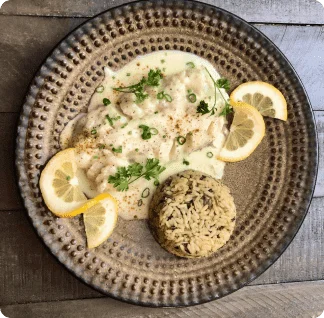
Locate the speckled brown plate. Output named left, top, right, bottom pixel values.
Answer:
left=16, top=0, right=318, bottom=307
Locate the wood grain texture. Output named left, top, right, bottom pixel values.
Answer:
left=0, top=17, right=323, bottom=113
left=0, top=209, right=102, bottom=306
left=3, top=280, right=324, bottom=318
left=0, top=198, right=322, bottom=305
left=1, top=0, right=324, bottom=24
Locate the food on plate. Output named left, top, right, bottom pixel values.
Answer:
left=218, top=101, right=266, bottom=162
left=148, top=170, right=236, bottom=258
left=60, top=51, right=230, bottom=220
left=39, top=50, right=287, bottom=250
left=83, top=193, right=118, bottom=248
left=230, top=81, right=287, bottom=121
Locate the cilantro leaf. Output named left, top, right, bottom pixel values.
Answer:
left=216, top=78, right=230, bottom=91
left=220, top=102, right=233, bottom=117
left=113, top=69, right=163, bottom=104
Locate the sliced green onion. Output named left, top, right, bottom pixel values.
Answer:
left=187, top=93, right=197, bottom=103
left=177, top=136, right=186, bottom=145
left=112, top=146, right=122, bottom=153
left=207, top=152, right=213, bottom=158
left=157, top=91, right=164, bottom=100
left=91, top=129, right=97, bottom=135
left=150, top=128, right=158, bottom=135
left=164, top=93, right=172, bottom=102
left=103, top=98, right=111, bottom=106
left=142, top=188, right=150, bottom=198
left=137, top=199, right=143, bottom=207
left=186, top=62, right=195, bottom=68
left=96, top=85, right=104, bottom=93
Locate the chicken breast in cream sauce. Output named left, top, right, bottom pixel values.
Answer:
left=61, top=51, right=229, bottom=220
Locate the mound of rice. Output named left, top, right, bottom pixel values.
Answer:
left=149, top=170, right=236, bottom=258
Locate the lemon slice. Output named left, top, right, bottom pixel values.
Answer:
left=230, top=81, right=287, bottom=121
left=40, top=148, right=87, bottom=216
left=83, top=194, right=118, bottom=248
left=218, top=101, right=265, bottom=162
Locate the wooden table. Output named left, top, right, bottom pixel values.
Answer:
left=1, top=1, right=323, bottom=317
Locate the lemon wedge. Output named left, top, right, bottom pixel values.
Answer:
left=83, top=193, right=118, bottom=248
left=218, top=101, right=265, bottom=162
left=230, top=81, right=287, bottom=121
left=40, top=148, right=87, bottom=216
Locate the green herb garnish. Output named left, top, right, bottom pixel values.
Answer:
left=126, top=73, right=131, bottom=76
left=197, top=67, right=232, bottom=117
left=112, top=146, right=122, bottom=153
left=183, top=159, right=190, bottom=165
left=135, top=148, right=139, bottom=152
left=91, top=129, right=97, bottom=135
left=142, top=188, right=150, bottom=198
left=66, top=176, right=71, bottom=181
left=177, top=136, right=186, bottom=145
left=98, top=143, right=105, bottom=149
left=207, top=152, right=213, bottom=158
left=113, top=69, right=163, bottom=104
left=154, top=180, right=160, bottom=186
left=187, top=93, right=197, bottom=103
left=186, top=62, right=195, bottom=68
left=139, top=125, right=158, bottom=140
left=96, top=85, right=104, bottom=93
left=106, top=114, right=121, bottom=127
left=157, top=91, right=172, bottom=102
left=121, top=123, right=128, bottom=128
left=93, top=155, right=99, bottom=159
left=103, top=98, right=111, bottom=106
left=108, top=158, right=166, bottom=191
left=161, top=59, right=165, bottom=64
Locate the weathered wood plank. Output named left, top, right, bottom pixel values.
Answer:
left=255, top=24, right=324, bottom=114
left=0, top=17, right=323, bottom=113
left=2, top=110, right=323, bottom=212
left=0, top=210, right=102, bottom=306
left=0, top=16, right=86, bottom=114
left=3, top=280, right=324, bottom=318
left=1, top=0, right=324, bottom=24
left=0, top=198, right=322, bottom=305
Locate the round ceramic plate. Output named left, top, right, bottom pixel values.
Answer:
left=16, top=0, right=318, bottom=307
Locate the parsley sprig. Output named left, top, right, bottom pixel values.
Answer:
left=108, top=158, right=166, bottom=191
left=196, top=68, right=233, bottom=117
left=113, top=69, right=163, bottom=103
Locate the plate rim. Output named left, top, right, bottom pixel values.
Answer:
left=15, top=0, right=319, bottom=307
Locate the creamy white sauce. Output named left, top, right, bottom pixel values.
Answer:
left=61, top=51, right=229, bottom=220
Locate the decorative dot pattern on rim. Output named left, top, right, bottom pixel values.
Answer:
left=16, top=0, right=318, bottom=307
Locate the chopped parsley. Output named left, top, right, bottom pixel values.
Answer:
left=91, top=129, right=97, bottom=135
left=108, top=158, right=166, bottom=191
left=197, top=68, right=232, bottom=117
left=93, top=155, right=99, bottom=159
left=121, top=123, right=128, bottom=128
left=66, top=176, right=71, bottom=181
left=161, top=59, right=165, bottom=64
left=126, top=73, right=131, bottom=76
left=183, top=159, right=190, bottom=165
left=113, top=69, right=163, bottom=104
left=103, top=98, right=111, bottom=106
